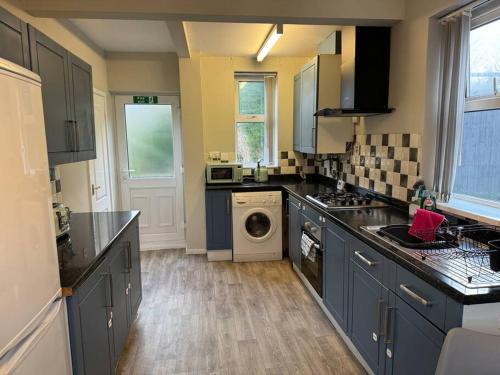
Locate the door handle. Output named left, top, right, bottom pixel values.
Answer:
left=383, top=306, right=394, bottom=344
left=91, top=184, right=101, bottom=196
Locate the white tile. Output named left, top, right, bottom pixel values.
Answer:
left=400, top=161, right=409, bottom=175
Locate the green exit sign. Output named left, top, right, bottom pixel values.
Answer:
left=133, top=96, right=158, bottom=104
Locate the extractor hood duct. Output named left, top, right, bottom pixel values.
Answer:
left=315, top=26, right=393, bottom=117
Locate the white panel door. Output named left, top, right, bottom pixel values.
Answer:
left=89, top=89, right=112, bottom=212
left=115, top=95, right=185, bottom=250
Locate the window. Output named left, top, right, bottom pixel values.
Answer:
left=452, top=7, right=500, bottom=206
left=235, top=74, right=277, bottom=166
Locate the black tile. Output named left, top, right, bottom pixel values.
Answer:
left=369, top=179, right=375, bottom=190
left=388, top=146, right=395, bottom=159
left=342, top=172, right=347, bottom=180
left=296, top=166, right=301, bottom=173
left=49, top=168, right=56, bottom=181
left=381, top=170, right=387, bottom=182
left=355, top=176, right=360, bottom=186
left=366, top=134, right=371, bottom=145
left=409, top=148, right=418, bottom=162
left=402, top=134, right=410, bottom=147
left=274, top=167, right=281, bottom=175
left=417, top=162, right=420, bottom=176
left=382, top=134, right=389, bottom=146
left=360, top=155, right=365, bottom=166
left=302, top=153, right=307, bottom=159
left=375, top=157, right=381, bottom=169
left=400, top=174, right=408, bottom=188
left=364, top=167, right=370, bottom=178
left=288, top=159, right=296, bottom=166
left=280, top=151, right=288, bottom=159
left=315, top=166, right=319, bottom=174
left=394, top=160, right=401, bottom=173
left=307, top=158, right=315, bottom=166
left=351, top=165, right=356, bottom=175
left=407, top=189, right=415, bottom=202
left=370, top=145, right=376, bottom=157
left=386, top=184, right=393, bottom=196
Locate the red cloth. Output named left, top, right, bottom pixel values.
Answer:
left=408, top=209, right=445, bottom=242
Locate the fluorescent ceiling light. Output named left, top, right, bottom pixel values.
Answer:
left=256, top=24, right=283, bottom=62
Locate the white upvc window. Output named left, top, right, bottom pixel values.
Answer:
left=452, top=4, right=500, bottom=208
left=234, top=73, right=277, bottom=167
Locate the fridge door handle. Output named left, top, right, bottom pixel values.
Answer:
left=0, top=298, right=63, bottom=374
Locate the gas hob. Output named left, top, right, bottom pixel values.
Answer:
left=305, top=192, right=387, bottom=210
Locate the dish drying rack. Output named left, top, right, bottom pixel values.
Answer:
left=409, top=224, right=500, bottom=287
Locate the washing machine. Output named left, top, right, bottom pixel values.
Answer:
left=232, top=191, right=283, bottom=262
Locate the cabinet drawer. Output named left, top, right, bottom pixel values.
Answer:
left=350, top=237, right=385, bottom=283
left=289, top=194, right=301, bottom=208
left=396, top=266, right=447, bottom=330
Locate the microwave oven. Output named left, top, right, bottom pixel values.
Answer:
left=206, top=163, right=243, bottom=184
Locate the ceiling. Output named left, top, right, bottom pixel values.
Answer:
left=69, top=19, right=339, bottom=57
left=69, top=19, right=176, bottom=53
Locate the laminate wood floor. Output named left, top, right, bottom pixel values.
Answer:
left=117, top=249, right=366, bottom=375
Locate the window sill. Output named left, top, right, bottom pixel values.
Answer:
left=437, top=198, right=500, bottom=226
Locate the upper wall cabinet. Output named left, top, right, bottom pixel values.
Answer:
left=28, top=26, right=96, bottom=165
left=293, top=54, right=353, bottom=155
left=0, top=7, right=30, bottom=69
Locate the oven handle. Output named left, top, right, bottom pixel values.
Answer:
left=301, top=230, right=323, bottom=252
left=303, top=221, right=319, bottom=234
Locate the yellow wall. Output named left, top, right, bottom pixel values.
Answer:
left=200, top=56, right=309, bottom=156
left=107, top=52, right=180, bottom=93
left=1, top=0, right=113, bottom=212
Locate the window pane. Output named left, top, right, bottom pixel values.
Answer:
left=453, top=109, right=500, bottom=202
left=236, top=122, right=264, bottom=164
left=124, top=104, right=174, bottom=178
left=469, top=18, right=500, bottom=97
left=238, top=81, right=265, bottom=115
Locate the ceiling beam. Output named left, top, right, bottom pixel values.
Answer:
left=19, top=0, right=404, bottom=25
left=166, top=21, right=191, bottom=58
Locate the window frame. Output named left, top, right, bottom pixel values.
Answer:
left=234, top=74, right=274, bottom=167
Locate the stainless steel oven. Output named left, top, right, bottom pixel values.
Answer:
left=301, top=218, right=323, bottom=297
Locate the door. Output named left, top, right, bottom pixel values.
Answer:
left=115, top=95, right=185, bottom=250
left=89, top=89, right=112, bottom=212
left=324, top=223, right=349, bottom=331
left=384, top=292, right=445, bottom=375
left=349, top=261, right=387, bottom=374
left=300, top=57, right=318, bottom=154
left=69, top=53, right=95, bottom=161
left=205, top=190, right=232, bottom=250
left=29, top=26, right=73, bottom=165
left=293, top=74, right=301, bottom=152
left=0, top=7, right=30, bottom=69
left=288, top=198, right=301, bottom=268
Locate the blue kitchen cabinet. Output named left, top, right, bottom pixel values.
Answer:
left=349, top=260, right=388, bottom=374
left=205, top=190, right=232, bottom=250
left=127, top=220, right=142, bottom=322
left=0, top=7, right=30, bottom=69
left=288, top=195, right=302, bottom=268
left=323, top=221, right=350, bottom=332
left=384, top=291, right=445, bottom=375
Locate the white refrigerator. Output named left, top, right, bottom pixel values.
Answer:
left=0, top=58, right=72, bottom=374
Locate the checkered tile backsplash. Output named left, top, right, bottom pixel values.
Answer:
left=49, top=166, right=63, bottom=203
left=315, top=133, right=422, bottom=202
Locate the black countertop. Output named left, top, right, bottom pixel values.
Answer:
left=57, top=211, right=140, bottom=296
left=206, top=175, right=500, bottom=304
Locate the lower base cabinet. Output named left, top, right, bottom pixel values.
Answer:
left=66, top=219, right=142, bottom=375
left=288, top=196, right=302, bottom=268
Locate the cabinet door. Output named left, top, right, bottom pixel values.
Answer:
left=300, top=58, right=318, bottom=154
left=205, top=190, right=232, bottom=250
left=69, top=53, right=96, bottom=161
left=78, top=273, right=113, bottom=375
left=288, top=198, right=301, bottom=268
left=384, top=292, right=445, bottom=375
left=28, top=26, right=74, bottom=165
left=324, top=223, right=349, bottom=331
left=349, top=261, right=387, bottom=374
left=293, top=74, right=301, bottom=152
left=108, top=240, right=130, bottom=367
left=127, top=221, right=142, bottom=322
left=0, top=7, right=30, bottom=69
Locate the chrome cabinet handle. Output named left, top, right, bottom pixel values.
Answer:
left=354, top=251, right=377, bottom=267
left=127, top=241, right=132, bottom=271
left=376, top=299, right=384, bottom=335
left=399, top=284, right=432, bottom=306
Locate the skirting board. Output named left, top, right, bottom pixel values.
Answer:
left=186, top=248, right=207, bottom=255
left=292, top=263, right=375, bottom=375
left=207, top=249, right=232, bottom=261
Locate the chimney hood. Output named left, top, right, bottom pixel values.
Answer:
left=315, top=26, right=393, bottom=117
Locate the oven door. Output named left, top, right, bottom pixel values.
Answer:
left=301, top=231, right=323, bottom=297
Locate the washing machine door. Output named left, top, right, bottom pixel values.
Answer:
left=240, top=208, right=277, bottom=242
